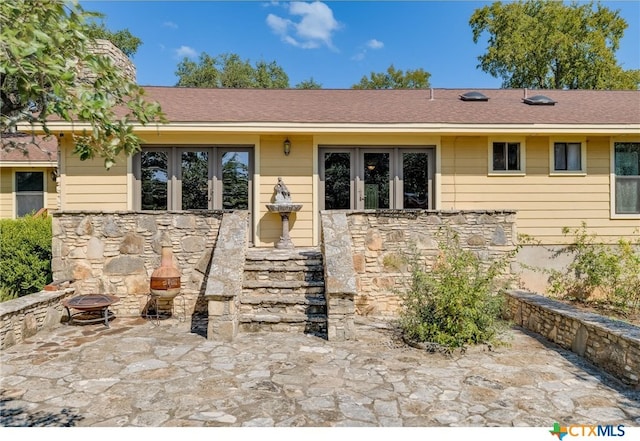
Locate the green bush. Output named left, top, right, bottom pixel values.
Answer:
left=546, top=223, right=640, bottom=311
left=0, top=215, right=52, bottom=299
left=399, top=229, right=515, bottom=351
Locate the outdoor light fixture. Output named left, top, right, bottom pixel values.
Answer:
left=283, top=138, right=291, bottom=156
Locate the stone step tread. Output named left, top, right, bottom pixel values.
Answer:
left=239, top=313, right=327, bottom=323
left=243, top=263, right=324, bottom=272
left=242, top=280, right=325, bottom=289
left=245, top=250, right=322, bottom=261
left=240, top=295, right=326, bottom=306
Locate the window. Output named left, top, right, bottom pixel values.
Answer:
left=15, top=171, right=44, bottom=217
left=134, top=146, right=252, bottom=211
left=550, top=141, right=586, bottom=174
left=613, top=142, right=640, bottom=215
left=554, top=142, right=582, bottom=171
left=490, top=141, right=524, bottom=173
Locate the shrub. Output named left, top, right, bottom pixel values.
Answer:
left=0, top=214, right=52, bottom=298
left=545, top=223, right=640, bottom=311
left=398, top=229, right=515, bottom=351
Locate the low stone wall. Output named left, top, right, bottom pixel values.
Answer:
left=52, top=211, right=223, bottom=318
left=505, top=290, right=640, bottom=388
left=205, top=211, right=249, bottom=341
left=344, top=210, right=517, bottom=316
left=0, top=287, right=75, bottom=349
left=321, top=212, right=356, bottom=341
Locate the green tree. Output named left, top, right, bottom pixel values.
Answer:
left=85, top=21, right=142, bottom=58
left=175, top=52, right=290, bottom=88
left=470, top=0, right=640, bottom=90
left=295, top=77, right=323, bottom=89
left=1, top=0, right=166, bottom=169
left=352, top=65, right=431, bottom=89
left=254, top=60, right=289, bottom=89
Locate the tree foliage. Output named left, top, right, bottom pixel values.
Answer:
left=352, top=64, right=431, bottom=89
left=295, top=77, right=323, bottom=89
left=175, top=52, right=290, bottom=88
left=1, top=0, right=166, bottom=169
left=470, top=0, right=640, bottom=90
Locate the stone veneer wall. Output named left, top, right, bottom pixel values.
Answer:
left=52, top=211, right=223, bottom=318
left=80, top=39, right=136, bottom=83
left=345, top=210, right=517, bottom=316
left=0, top=287, right=75, bottom=349
left=505, top=290, right=640, bottom=388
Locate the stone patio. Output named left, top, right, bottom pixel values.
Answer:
left=1, top=316, right=638, bottom=427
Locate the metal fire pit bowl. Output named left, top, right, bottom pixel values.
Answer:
left=63, top=294, right=120, bottom=327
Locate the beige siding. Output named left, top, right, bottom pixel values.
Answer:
left=0, top=168, right=13, bottom=218
left=60, top=137, right=129, bottom=211
left=441, top=136, right=640, bottom=243
left=257, top=135, right=314, bottom=247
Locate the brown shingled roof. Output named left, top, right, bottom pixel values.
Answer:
left=139, top=87, right=640, bottom=125
left=1, top=133, right=58, bottom=162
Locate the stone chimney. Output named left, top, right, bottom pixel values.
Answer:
left=78, top=39, right=136, bottom=83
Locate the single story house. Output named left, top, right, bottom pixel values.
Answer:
left=0, top=134, right=58, bottom=218
left=45, top=85, right=639, bottom=241
left=38, top=85, right=639, bottom=295
left=19, top=42, right=639, bottom=329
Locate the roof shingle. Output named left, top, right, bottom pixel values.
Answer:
left=139, top=87, right=640, bottom=125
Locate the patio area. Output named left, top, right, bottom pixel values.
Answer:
left=1, top=316, right=638, bottom=427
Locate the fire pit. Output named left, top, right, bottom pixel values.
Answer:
left=63, top=294, right=120, bottom=327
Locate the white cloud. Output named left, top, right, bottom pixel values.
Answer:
left=163, top=21, right=178, bottom=29
left=266, top=1, right=341, bottom=50
left=351, top=38, right=384, bottom=61
left=175, top=45, right=197, bottom=59
left=367, top=39, right=384, bottom=50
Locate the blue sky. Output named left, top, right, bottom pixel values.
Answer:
left=81, top=0, right=640, bottom=89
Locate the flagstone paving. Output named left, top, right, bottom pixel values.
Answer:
left=1, top=317, right=638, bottom=427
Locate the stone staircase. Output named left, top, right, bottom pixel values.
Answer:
left=239, top=247, right=327, bottom=337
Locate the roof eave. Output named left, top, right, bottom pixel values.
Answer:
left=22, top=121, right=640, bottom=136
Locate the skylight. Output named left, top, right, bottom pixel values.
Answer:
left=523, top=95, right=557, bottom=105
left=459, top=91, right=489, bottom=101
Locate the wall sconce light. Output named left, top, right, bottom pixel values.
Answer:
left=283, top=138, right=291, bottom=156
left=51, top=168, right=59, bottom=182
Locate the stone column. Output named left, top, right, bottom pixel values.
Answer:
left=320, top=212, right=357, bottom=341
left=205, top=211, right=249, bottom=341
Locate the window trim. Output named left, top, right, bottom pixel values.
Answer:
left=14, top=170, right=45, bottom=218
left=549, top=138, right=587, bottom=175
left=610, top=140, right=640, bottom=219
left=487, top=137, right=526, bottom=176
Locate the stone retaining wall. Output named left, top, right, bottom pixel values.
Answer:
left=505, top=290, right=640, bottom=388
left=52, top=211, right=223, bottom=318
left=344, top=210, right=517, bottom=316
left=321, top=212, right=357, bottom=340
left=0, top=287, right=75, bottom=349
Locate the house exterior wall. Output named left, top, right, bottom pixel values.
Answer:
left=440, top=135, right=639, bottom=244
left=257, top=135, right=314, bottom=248
left=59, top=136, right=129, bottom=211
left=57, top=132, right=638, bottom=247
left=0, top=167, right=57, bottom=218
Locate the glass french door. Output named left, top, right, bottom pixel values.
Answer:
left=320, top=147, right=434, bottom=210
left=360, top=151, right=392, bottom=209
left=138, top=146, right=252, bottom=212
